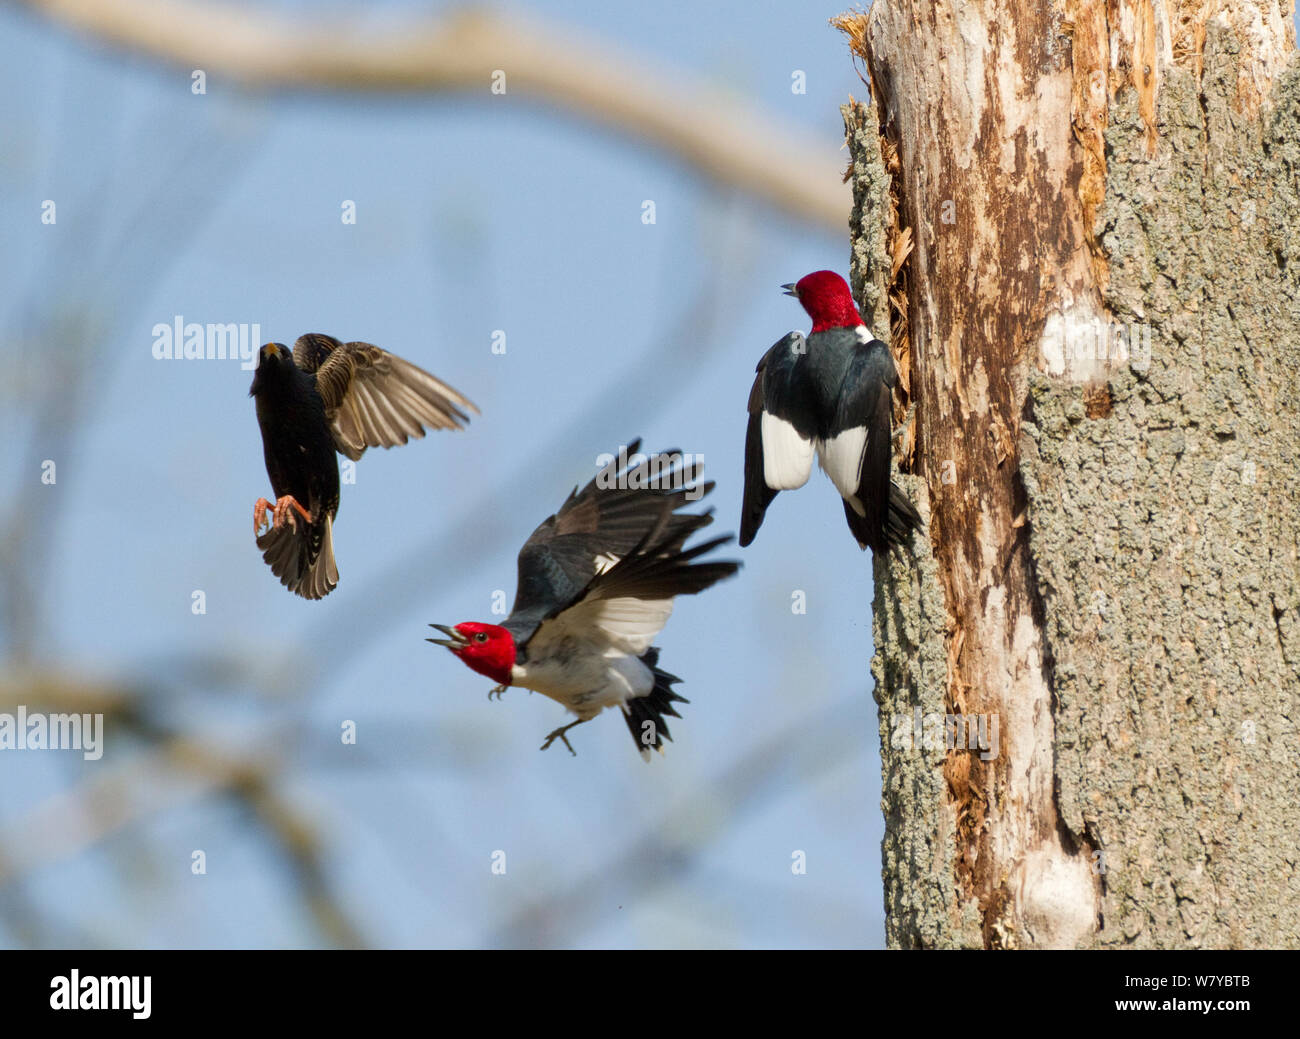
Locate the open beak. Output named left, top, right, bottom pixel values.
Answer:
left=781, top=283, right=798, bottom=298
left=426, top=623, right=469, bottom=650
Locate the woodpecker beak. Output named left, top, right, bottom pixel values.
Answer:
left=427, top=623, right=470, bottom=650
left=263, top=343, right=281, bottom=359
left=781, top=283, right=798, bottom=298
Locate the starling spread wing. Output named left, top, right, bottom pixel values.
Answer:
left=293, top=334, right=477, bottom=462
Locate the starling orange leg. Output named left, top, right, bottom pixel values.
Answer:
left=254, top=497, right=273, bottom=534
left=255, top=495, right=312, bottom=534
left=272, top=495, right=313, bottom=530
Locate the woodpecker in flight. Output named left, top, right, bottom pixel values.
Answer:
left=741, top=270, right=921, bottom=553
left=250, top=334, right=477, bottom=599
left=428, top=441, right=740, bottom=759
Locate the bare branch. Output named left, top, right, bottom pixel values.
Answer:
left=15, top=0, right=850, bottom=232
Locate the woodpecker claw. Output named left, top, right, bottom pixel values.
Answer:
left=488, top=684, right=507, bottom=700
left=540, top=719, right=585, bottom=756
left=254, top=497, right=273, bottom=535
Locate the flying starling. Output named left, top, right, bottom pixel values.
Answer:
left=249, top=333, right=477, bottom=599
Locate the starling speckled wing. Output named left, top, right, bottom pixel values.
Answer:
left=250, top=334, right=477, bottom=599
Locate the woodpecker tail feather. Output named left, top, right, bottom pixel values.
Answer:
left=622, top=647, right=690, bottom=761
left=842, top=481, right=922, bottom=555
left=883, top=481, right=923, bottom=552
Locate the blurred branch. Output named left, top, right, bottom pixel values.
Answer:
left=0, top=674, right=366, bottom=948
left=0, top=99, right=260, bottom=663
left=14, top=0, right=850, bottom=232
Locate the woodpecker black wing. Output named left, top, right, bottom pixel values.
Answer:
left=519, top=488, right=740, bottom=754
left=293, top=333, right=477, bottom=462
left=551, top=520, right=740, bottom=632
left=503, top=441, right=718, bottom=647
left=820, top=338, right=921, bottom=552
left=740, top=364, right=777, bottom=548
left=740, top=332, right=818, bottom=547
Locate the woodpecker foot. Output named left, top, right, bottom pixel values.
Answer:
left=488, top=684, right=508, bottom=700
left=540, top=719, right=585, bottom=756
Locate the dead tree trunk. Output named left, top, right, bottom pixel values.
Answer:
left=839, top=1, right=1300, bottom=948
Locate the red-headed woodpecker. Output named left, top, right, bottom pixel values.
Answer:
left=741, top=271, right=921, bottom=552
left=428, top=441, right=740, bottom=759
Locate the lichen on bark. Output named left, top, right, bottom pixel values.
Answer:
left=1021, top=33, right=1300, bottom=948
left=845, top=97, right=979, bottom=948
left=848, top=10, right=1299, bottom=949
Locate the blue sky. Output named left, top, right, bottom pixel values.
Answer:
left=0, top=0, right=1118, bottom=949
left=6, top=0, right=1295, bottom=953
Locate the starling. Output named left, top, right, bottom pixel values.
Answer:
left=250, top=333, right=477, bottom=599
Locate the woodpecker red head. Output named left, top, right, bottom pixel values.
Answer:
left=783, top=270, right=865, bottom=333
left=429, top=441, right=740, bottom=760
left=741, top=271, right=922, bottom=552
left=428, top=622, right=517, bottom=686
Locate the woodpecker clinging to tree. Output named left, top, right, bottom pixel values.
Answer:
left=740, top=270, right=921, bottom=553
left=428, top=441, right=740, bottom=759
left=250, top=334, right=477, bottom=599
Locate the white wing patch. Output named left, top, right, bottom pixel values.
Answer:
left=533, top=594, right=674, bottom=661
left=581, top=596, right=674, bottom=656
left=518, top=603, right=662, bottom=713
left=592, top=552, right=620, bottom=575
left=816, top=426, right=868, bottom=504
left=760, top=412, right=815, bottom=490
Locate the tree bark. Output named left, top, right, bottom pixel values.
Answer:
left=841, top=1, right=1300, bottom=948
